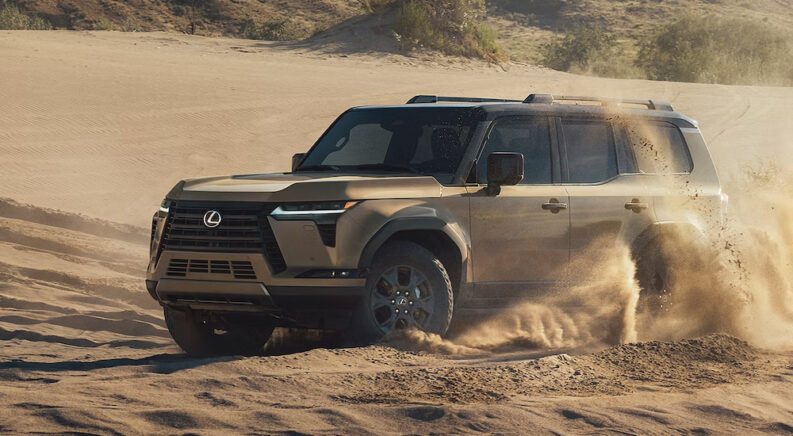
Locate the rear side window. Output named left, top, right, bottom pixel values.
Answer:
left=562, top=120, right=618, bottom=183
left=626, top=123, right=693, bottom=173
left=478, top=117, right=552, bottom=184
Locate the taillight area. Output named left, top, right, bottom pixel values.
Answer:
left=720, top=192, right=729, bottom=220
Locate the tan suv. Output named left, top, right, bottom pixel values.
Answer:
left=146, top=93, right=727, bottom=356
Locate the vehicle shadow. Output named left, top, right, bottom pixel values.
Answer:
left=262, top=328, right=345, bottom=356
left=0, top=353, right=241, bottom=374
left=0, top=329, right=344, bottom=376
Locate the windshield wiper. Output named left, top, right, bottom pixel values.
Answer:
left=294, top=164, right=340, bottom=172
left=349, top=163, right=422, bottom=174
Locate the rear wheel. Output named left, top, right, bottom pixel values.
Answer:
left=346, top=241, right=454, bottom=345
left=635, top=238, right=675, bottom=314
left=635, top=231, right=710, bottom=314
left=164, top=307, right=274, bottom=357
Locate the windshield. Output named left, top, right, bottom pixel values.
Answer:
left=298, top=107, right=481, bottom=183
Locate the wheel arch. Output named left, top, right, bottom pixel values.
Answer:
left=358, top=217, right=468, bottom=297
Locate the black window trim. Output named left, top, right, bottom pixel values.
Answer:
left=613, top=124, right=639, bottom=175
left=470, top=115, right=561, bottom=186
left=557, top=117, right=622, bottom=186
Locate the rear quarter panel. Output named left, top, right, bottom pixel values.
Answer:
left=645, top=128, right=724, bottom=232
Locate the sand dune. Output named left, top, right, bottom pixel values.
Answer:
left=1, top=30, right=793, bottom=433
left=1, top=30, right=791, bottom=227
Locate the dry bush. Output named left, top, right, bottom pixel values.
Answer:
left=241, top=17, right=308, bottom=41
left=94, top=18, right=114, bottom=31
left=360, top=0, right=398, bottom=13
left=540, top=25, right=613, bottom=71
left=636, top=15, right=793, bottom=86
left=0, top=2, right=51, bottom=30
left=540, top=24, right=640, bottom=78
left=119, top=16, right=142, bottom=32
left=393, top=0, right=504, bottom=60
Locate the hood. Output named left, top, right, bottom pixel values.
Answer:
left=170, top=172, right=444, bottom=203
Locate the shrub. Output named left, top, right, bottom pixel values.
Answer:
left=540, top=25, right=614, bottom=72
left=360, top=0, right=398, bottom=13
left=94, top=18, right=115, bottom=31
left=241, top=17, right=307, bottom=41
left=636, top=15, right=793, bottom=86
left=539, top=24, right=640, bottom=78
left=0, top=3, right=51, bottom=30
left=393, top=0, right=504, bottom=60
left=119, top=16, right=142, bottom=32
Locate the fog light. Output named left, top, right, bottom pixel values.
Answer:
left=296, top=269, right=360, bottom=279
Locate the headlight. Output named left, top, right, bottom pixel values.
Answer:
left=151, top=199, right=171, bottom=257
left=157, top=199, right=172, bottom=219
left=159, top=199, right=171, bottom=214
left=271, top=201, right=358, bottom=218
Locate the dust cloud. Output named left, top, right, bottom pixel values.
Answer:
left=642, top=161, right=793, bottom=349
left=387, top=129, right=793, bottom=355
left=385, top=242, right=641, bottom=355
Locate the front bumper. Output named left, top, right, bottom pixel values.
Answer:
left=154, top=279, right=276, bottom=313
left=146, top=251, right=366, bottom=329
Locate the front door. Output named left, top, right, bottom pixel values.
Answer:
left=468, top=116, right=570, bottom=301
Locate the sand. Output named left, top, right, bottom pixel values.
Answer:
left=0, top=30, right=792, bottom=434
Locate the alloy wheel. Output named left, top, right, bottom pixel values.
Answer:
left=369, top=265, right=434, bottom=334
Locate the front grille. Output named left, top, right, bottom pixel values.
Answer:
left=161, top=201, right=286, bottom=274
left=166, top=258, right=258, bottom=280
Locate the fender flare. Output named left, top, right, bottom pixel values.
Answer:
left=357, top=217, right=468, bottom=272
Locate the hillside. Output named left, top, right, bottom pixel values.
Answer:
left=12, top=0, right=370, bottom=37
left=11, top=0, right=793, bottom=49
left=1, top=27, right=793, bottom=435
left=8, top=0, right=793, bottom=84
left=488, top=0, right=793, bottom=63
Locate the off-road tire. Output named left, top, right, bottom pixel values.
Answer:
left=346, top=241, right=454, bottom=345
left=635, top=237, right=676, bottom=314
left=164, top=307, right=274, bottom=357
left=634, top=231, right=710, bottom=314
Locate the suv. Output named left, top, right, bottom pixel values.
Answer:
left=146, top=93, right=726, bottom=356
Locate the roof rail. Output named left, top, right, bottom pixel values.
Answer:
left=524, top=94, right=674, bottom=111
left=406, top=95, right=522, bottom=104
left=524, top=93, right=554, bottom=104
left=407, top=94, right=674, bottom=111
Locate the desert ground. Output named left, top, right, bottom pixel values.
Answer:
left=1, top=30, right=793, bottom=434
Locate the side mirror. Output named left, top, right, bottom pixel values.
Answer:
left=291, top=153, right=306, bottom=172
left=485, top=152, right=523, bottom=195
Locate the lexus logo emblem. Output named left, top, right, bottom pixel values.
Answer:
left=203, top=210, right=222, bottom=228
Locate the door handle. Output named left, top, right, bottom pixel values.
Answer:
left=624, top=199, right=649, bottom=213
left=542, top=198, right=568, bottom=213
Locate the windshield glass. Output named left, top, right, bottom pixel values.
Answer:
left=298, top=107, right=480, bottom=183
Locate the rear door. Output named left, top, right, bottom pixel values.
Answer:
left=468, top=116, right=570, bottom=301
left=559, top=117, right=654, bottom=277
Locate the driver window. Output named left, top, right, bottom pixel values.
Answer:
left=478, top=117, right=552, bottom=184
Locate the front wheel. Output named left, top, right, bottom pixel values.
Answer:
left=346, top=241, right=454, bottom=345
left=164, top=308, right=274, bottom=357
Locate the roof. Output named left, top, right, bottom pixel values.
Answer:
left=351, top=94, right=698, bottom=128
